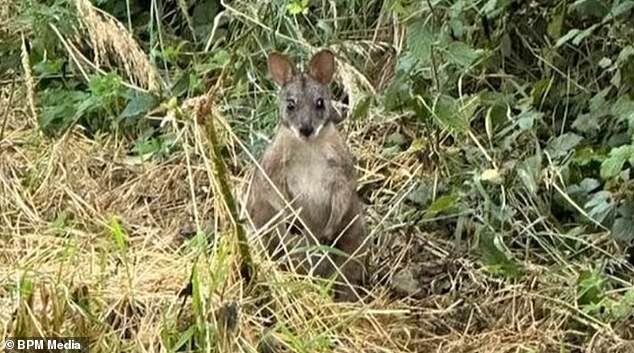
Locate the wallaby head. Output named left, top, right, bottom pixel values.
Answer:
left=267, top=49, right=344, bottom=141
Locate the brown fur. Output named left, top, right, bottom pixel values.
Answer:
left=246, top=50, right=368, bottom=301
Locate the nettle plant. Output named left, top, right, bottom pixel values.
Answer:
left=377, top=0, right=634, bottom=273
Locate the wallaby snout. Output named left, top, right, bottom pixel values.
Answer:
left=299, top=124, right=314, bottom=138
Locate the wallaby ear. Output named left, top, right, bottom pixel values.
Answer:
left=308, top=49, right=335, bottom=84
left=268, top=51, right=295, bottom=86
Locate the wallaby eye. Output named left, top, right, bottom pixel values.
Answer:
left=286, top=99, right=296, bottom=111
left=315, top=98, right=324, bottom=110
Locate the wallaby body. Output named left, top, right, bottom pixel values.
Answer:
left=246, top=49, right=367, bottom=301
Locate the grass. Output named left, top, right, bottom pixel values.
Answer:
left=2, top=0, right=634, bottom=352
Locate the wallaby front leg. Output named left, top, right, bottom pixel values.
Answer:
left=322, top=180, right=356, bottom=241
left=332, top=216, right=368, bottom=302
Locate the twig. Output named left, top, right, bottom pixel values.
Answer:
left=426, top=0, right=438, bottom=25
left=430, top=44, right=440, bottom=92
left=0, top=75, right=16, bottom=143
left=20, top=33, right=37, bottom=125
left=197, top=73, right=256, bottom=288
left=425, top=0, right=439, bottom=92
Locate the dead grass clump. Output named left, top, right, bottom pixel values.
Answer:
left=73, top=0, right=162, bottom=92
left=0, top=0, right=16, bottom=35
left=20, top=35, right=37, bottom=125
left=0, top=86, right=420, bottom=352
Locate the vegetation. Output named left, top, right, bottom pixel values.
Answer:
left=2, top=0, right=634, bottom=352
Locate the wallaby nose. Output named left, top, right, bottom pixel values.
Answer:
left=299, top=125, right=314, bottom=137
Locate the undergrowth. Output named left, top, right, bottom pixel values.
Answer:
left=2, top=0, right=634, bottom=352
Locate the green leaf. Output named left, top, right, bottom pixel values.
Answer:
left=572, top=24, right=599, bottom=45
left=571, top=0, right=610, bottom=19
left=569, top=177, right=600, bottom=197
left=518, top=110, right=543, bottom=131
left=121, top=91, right=158, bottom=119
left=600, top=145, right=634, bottom=179
left=548, top=2, right=567, bottom=39
left=579, top=178, right=601, bottom=193
left=88, top=73, right=124, bottom=100
left=480, top=168, right=503, bottom=184
left=555, top=29, right=581, bottom=47
left=611, top=289, right=634, bottom=319
left=74, top=95, right=100, bottom=120
left=573, top=147, right=605, bottom=166
left=589, top=87, right=611, bottom=111
left=448, top=18, right=467, bottom=39
left=424, top=194, right=459, bottom=219
left=422, top=94, right=479, bottom=135
left=33, top=58, right=64, bottom=77
left=287, top=0, right=309, bottom=15
left=407, top=19, right=435, bottom=63
left=518, top=154, right=542, bottom=195
left=478, top=230, right=525, bottom=279
left=602, top=162, right=625, bottom=179
left=482, top=0, right=513, bottom=17
left=52, top=210, right=70, bottom=231
left=567, top=178, right=601, bottom=206
left=531, top=78, right=552, bottom=106
left=109, top=216, right=128, bottom=252
left=546, top=133, right=583, bottom=159
left=584, top=190, right=615, bottom=223
left=556, top=24, right=600, bottom=47
left=407, top=182, right=432, bottom=206
left=611, top=96, right=634, bottom=127
left=598, top=57, right=613, bottom=68
left=199, top=49, right=231, bottom=72
left=38, top=88, right=90, bottom=133
left=572, top=88, right=610, bottom=133
left=386, top=132, right=408, bottom=147
left=131, top=134, right=173, bottom=159
left=554, top=23, right=598, bottom=47
left=572, top=112, right=601, bottom=133
left=287, top=244, right=351, bottom=259
left=349, top=95, right=372, bottom=121
left=617, top=45, right=634, bottom=65
left=603, top=1, right=634, bottom=22
left=170, top=325, right=196, bottom=352
left=445, top=41, right=483, bottom=68
left=612, top=217, right=634, bottom=243
left=577, top=269, right=605, bottom=306
left=19, top=274, right=35, bottom=297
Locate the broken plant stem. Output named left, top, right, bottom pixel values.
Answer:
left=0, top=76, right=16, bottom=143
left=198, top=98, right=256, bottom=288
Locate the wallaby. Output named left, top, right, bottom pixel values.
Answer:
left=246, top=49, right=368, bottom=302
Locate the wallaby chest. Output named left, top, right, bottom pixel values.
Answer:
left=285, top=142, right=336, bottom=212
left=259, top=127, right=350, bottom=233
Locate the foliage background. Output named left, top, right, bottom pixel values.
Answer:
left=2, top=0, right=634, bottom=352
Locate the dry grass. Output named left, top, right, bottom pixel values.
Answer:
left=2, top=1, right=634, bottom=351
left=73, top=0, right=162, bottom=92
left=2, top=76, right=633, bottom=352
left=0, top=81, right=415, bottom=352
